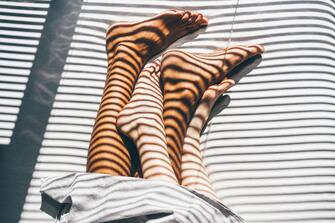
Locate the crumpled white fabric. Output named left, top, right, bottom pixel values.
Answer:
left=40, top=173, right=244, bottom=223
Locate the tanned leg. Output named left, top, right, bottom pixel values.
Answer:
left=181, top=79, right=235, bottom=200
left=117, top=59, right=178, bottom=184
left=87, top=10, right=208, bottom=175
left=161, top=45, right=264, bottom=181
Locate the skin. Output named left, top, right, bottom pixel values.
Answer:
left=86, top=10, right=208, bottom=176
left=117, top=58, right=178, bottom=184
left=87, top=8, right=265, bottom=202
left=161, top=45, right=264, bottom=182
left=116, top=56, right=237, bottom=199
left=181, top=79, right=235, bottom=200
left=116, top=58, right=236, bottom=194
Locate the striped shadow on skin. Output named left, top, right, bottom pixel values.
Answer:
left=181, top=54, right=264, bottom=200
left=116, top=50, right=263, bottom=187
left=160, top=45, right=265, bottom=182
left=181, top=79, right=235, bottom=200
left=117, top=58, right=178, bottom=184
left=115, top=59, right=233, bottom=184
left=86, top=10, right=208, bottom=176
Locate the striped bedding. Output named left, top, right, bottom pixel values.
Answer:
left=40, top=173, right=244, bottom=223
left=18, top=0, right=335, bottom=222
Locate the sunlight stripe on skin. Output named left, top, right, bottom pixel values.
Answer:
left=161, top=44, right=264, bottom=182
left=181, top=79, right=235, bottom=200
left=117, top=58, right=178, bottom=184
left=87, top=10, right=208, bottom=176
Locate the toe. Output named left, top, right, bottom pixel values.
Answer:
left=195, top=14, right=208, bottom=27
left=188, top=12, right=198, bottom=24
left=175, top=9, right=186, bottom=17
left=191, top=13, right=208, bottom=26
left=247, top=45, right=265, bottom=59
left=221, top=79, right=235, bottom=87
left=195, top=14, right=203, bottom=24
left=248, top=44, right=265, bottom=54
left=215, top=79, right=235, bottom=93
left=220, top=79, right=235, bottom=86
left=182, top=11, right=191, bottom=22
left=200, top=15, right=209, bottom=25
left=186, top=13, right=208, bottom=30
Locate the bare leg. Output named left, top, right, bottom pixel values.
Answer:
left=161, top=45, right=264, bottom=181
left=87, top=10, right=208, bottom=175
left=117, top=59, right=177, bottom=184
left=181, top=79, right=235, bottom=200
left=116, top=47, right=255, bottom=183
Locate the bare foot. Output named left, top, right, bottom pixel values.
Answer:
left=181, top=79, right=235, bottom=200
left=87, top=10, right=208, bottom=176
left=106, top=10, right=208, bottom=63
left=161, top=45, right=264, bottom=181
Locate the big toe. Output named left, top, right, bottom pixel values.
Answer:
left=200, top=15, right=208, bottom=25
left=249, top=44, right=265, bottom=54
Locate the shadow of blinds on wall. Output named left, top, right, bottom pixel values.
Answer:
left=0, top=0, right=51, bottom=145
left=20, top=0, right=335, bottom=222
